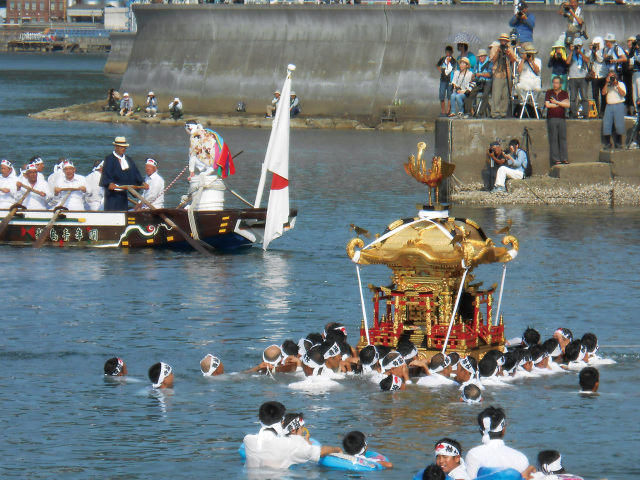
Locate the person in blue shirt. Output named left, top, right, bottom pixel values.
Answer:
left=508, top=1, right=535, bottom=50
left=456, top=42, right=477, bottom=70
left=492, top=138, right=528, bottom=193
left=465, top=48, right=493, bottom=117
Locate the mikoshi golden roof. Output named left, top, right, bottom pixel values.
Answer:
left=346, top=212, right=519, bottom=275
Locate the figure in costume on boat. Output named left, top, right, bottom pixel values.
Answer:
left=100, top=136, right=145, bottom=211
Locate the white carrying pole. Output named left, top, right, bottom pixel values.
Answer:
left=494, top=263, right=508, bottom=326
left=254, top=163, right=269, bottom=209
left=441, top=265, right=470, bottom=354
left=356, top=265, right=371, bottom=345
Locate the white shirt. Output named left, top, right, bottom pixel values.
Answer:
left=54, top=174, right=87, bottom=210
left=460, top=378, right=485, bottom=391
left=416, top=374, right=459, bottom=387
left=18, top=177, right=52, bottom=210
left=243, top=430, right=321, bottom=470
left=85, top=170, right=104, bottom=211
left=465, top=439, right=530, bottom=479
left=449, top=463, right=472, bottom=480
left=0, top=174, right=17, bottom=209
left=518, top=57, right=542, bottom=88
left=142, top=171, right=165, bottom=208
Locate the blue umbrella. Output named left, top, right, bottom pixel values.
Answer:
left=445, top=32, right=483, bottom=45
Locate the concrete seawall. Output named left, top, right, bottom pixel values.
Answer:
left=112, top=4, right=640, bottom=120
left=104, top=32, right=136, bottom=75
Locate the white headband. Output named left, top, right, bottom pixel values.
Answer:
left=541, top=456, right=563, bottom=474
left=92, top=160, right=104, bottom=172
left=430, top=355, right=452, bottom=374
left=200, top=354, right=220, bottom=376
left=302, top=353, right=323, bottom=376
left=461, top=389, right=482, bottom=404
left=556, top=328, right=572, bottom=340
left=0, top=159, right=12, bottom=168
left=284, top=416, right=304, bottom=434
left=361, top=348, right=380, bottom=367
left=518, top=354, right=532, bottom=367
left=263, top=345, right=283, bottom=367
left=357, top=442, right=367, bottom=456
left=390, top=375, right=403, bottom=391
left=549, top=343, right=562, bottom=357
left=146, top=158, right=157, bottom=167
left=259, top=420, right=283, bottom=436
left=382, top=353, right=405, bottom=373
left=323, top=342, right=340, bottom=359
left=579, top=344, right=587, bottom=358
left=114, top=358, right=124, bottom=375
left=402, top=346, right=419, bottom=361
left=460, top=357, right=476, bottom=374
left=481, top=417, right=505, bottom=444
left=435, top=442, right=460, bottom=457
left=152, top=362, right=172, bottom=388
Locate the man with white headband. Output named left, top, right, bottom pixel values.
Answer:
left=85, top=160, right=105, bottom=211
left=536, top=450, right=568, bottom=478
left=553, top=327, right=573, bottom=354
left=379, top=374, right=405, bottom=391
left=243, top=401, right=342, bottom=470
left=54, top=161, right=87, bottom=210
left=465, top=406, right=534, bottom=479
left=456, top=355, right=484, bottom=390
left=139, top=158, right=164, bottom=209
left=103, top=357, right=127, bottom=377
left=359, top=345, right=382, bottom=374
left=415, top=353, right=458, bottom=387
left=200, top=354, right=224, bottom=376
left=434, top=438, right=470, bottom=480
left=148, top=362, right=174, bottom=389
left=381, top=352, right=410, bottom=384
left=0, top=159, right=17, bottom=209
left=247, top=345, right=298, bottom=374
left=16, top=163, right=52, bottom=210
left=460, top=383, right=483, bottom=404
left=301, top=346, right=326, bottom=377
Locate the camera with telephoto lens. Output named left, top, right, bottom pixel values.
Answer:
left=516, top=8, right=525, bottom=18
left=500, top=43, right=508, bottom=52
left=510, top=30, right=518, bottom=46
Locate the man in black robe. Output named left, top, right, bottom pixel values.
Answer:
left=100, top=136, right=145, bottom=211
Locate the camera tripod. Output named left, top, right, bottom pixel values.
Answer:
left=626, top=109, right=640, bottom=149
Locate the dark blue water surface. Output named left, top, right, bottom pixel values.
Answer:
left=0, top=53, right=639, bottom=480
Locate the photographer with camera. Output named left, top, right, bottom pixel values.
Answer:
left=567, top=38, right=590, bottom=118
left=490, top=34, right=518, bottom=118
left=602, top=71, right=627, bottom=149
left=515, top=46, right=542, bottom=107
left=548, top=42, right=570, bottom=91
left=485, top=141, right=506, bottom=191
left=626, top=35, right=640, bottom=114
left=465, top=49, right=493, bottom=118
left=603, top=33, right=627, bottom=75
left=545, top=76, right=571, bottom=166
left=450, top=57, right=474, bottom=118
left=558, top=0, right=586, bottom=46
left=509, top=1, right=535, bottom=50
left=169, top=97, right=183, bottom=120
left=589, top=37, right=607, bottom=117
left=490, top=139, right=528, bottom=193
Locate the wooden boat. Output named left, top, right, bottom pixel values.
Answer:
left=0, top=65, right=298, bottom=252
left=0, top=206, right=296, bottom=249
left=346, top=146, right=519, bottom=360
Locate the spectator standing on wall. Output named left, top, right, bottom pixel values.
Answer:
left=589, top=36, right=608, bottom=118
left=514, top=46, right=542, bottom=107
left=558, top=0, right=586, bottom=46
left=602, top=71, right=627, bottom=149
left=490, top=34, right=518, bottom=118
left=624, top=36, right=637, bottom=115
left=465, top=48, right=493, bottom=117
left=508, top=1, right=535, bottom=50
left=436, top=46, right=457, bottom=117
left=567, top=38, right=590, bottom=118
left=603, top=33, right=627, bottom=75
left=548, top=42, right=570, bottom=90
left=545, top=76, right=570, bottom=166
left=630, top=35, right=640, bottom=113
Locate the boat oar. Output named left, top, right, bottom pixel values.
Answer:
left=33, top=191, right=72, bottom=248
left=125, top=186, right=213, bottom=257
left=0, top=189, right=31, bottom=237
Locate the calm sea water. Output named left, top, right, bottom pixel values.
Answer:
left=1, top=53, right=639, bottom=480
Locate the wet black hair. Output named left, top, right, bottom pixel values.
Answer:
left=484, top=349, right=505, bottom=364
left=422, top=463, right=446, bottom=480
left=463, top=383, right=482, bottom=402
left=259, top=401, right=286, bottom=425
left=538, top=450, right=565, bottom=474
left=104, top=357, right=121, bottom=376
left=396, top=339, right=418, bottom=359
left=359, top=345, right=378, bottom=365
left=338, top=341, right=353, bottom=358
left=564, top=340, right=583, bottom=362
left=477, top=406, right=506, bottom=439
left=148, top=362, right=161, bottom=383
left=581, top=332, right=598, bottom=353
left=516, top=347, right=533, bottom=364
left=306, top=332, right=324, bottom=346
left=429, top=353, right=449, bottom=371
left=306, top=345, right=326, bottom=366
left=448, top=352, right=461, bottom=367
left=379, top=375, right=394, bottom=391
left=324, top=322, right=346, bottom=340
left=281, top=339, right=299, bottom=357
left=376, top=345, right=392, bottom=359
left=579, top=366, right=599, bottom=391
left=522, top=327, right=541, bottom=346
left=502, top=352, right=518, bottom=372
left=434, top=437, right=462, bottom=456
left=543, top=337, right=560, bottom=356
left=529, top=344, right=548, bottom=364
left=343, top=431, right=366, bottom=455
left=478, top=355, right=498, bottom=377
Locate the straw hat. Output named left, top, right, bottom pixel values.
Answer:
left=524, top=46, right=538, bottom=54
left=478, top=49, right=488, bottom=56
left=458, top=57, right=471, bottom=66
left=113, top=136, right=129, bottom=147
left=498, top=33, right=510, bottom=41
left=604, top=33, right=616, bottom=42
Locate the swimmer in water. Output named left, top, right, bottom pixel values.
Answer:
left=501, top=352, right=518, bottom=378
left=414, top=353, right=458, bottom=387
left=342, top=430, right=393, bottom=469
left=359, top=345, right=382, bottom=374
left=103, top=357, right=127, bottom=376
left=379, top=374, right=405, bottom=391
left=461, top=383, right=483, bottom=404
left=246, top=345, right=298, bottom=374
left=533, top=450, right=574, bottom=479
left=561, top=340, right=588, bottom=370
left=553, top=327, right=573, bottom=353
left=301, top=345, right=326, bottom=377
left=282, top=412, right=307, bottom=437
left=465, top=406, right=535, bottom=480
left=414, top=463, right=446, bottom=480
left=434, top=438, right=471, bottom=480
left=200, top=354, right=224, bottom=376
left=456, top=355, right=484, bottom=390
left=578, top=366, right=599, bottom=393
left=148, top=362, right=174, bottom=389
left=381, top=352, right=410, bottom=383
left=522, top=326, right=541, bottom=347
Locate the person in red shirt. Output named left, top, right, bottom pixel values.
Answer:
left=545, top=76, right=571, bottom=165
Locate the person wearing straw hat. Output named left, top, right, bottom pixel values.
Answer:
left=515, top=45, right=542, bottom=108
left=465, top=48, right=493, bottom=117
left=289, top=91, right=300, bottom=118
left=266, top=90, right=281, bottom=118
left=145, top=91, right=158, bottom=118
left=99, top=136, right=145, bottom=211
left=450, top=57, right=473, bottom=117
left=490, top=34, right=518, bottom=118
